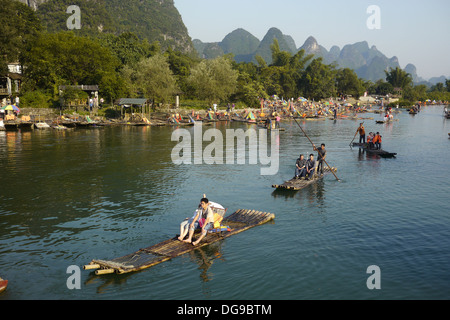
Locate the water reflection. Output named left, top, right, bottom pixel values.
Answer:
left=188, top=242, right=225, bottom=283
left=85, top=270, right=133, bottom=295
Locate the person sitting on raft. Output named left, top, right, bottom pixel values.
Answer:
left=373, top=132, right=382, bottom=150
left=367, top=132, right=375, bottom=149
left=179, top=197, right=214, bottom=246
left=305, top=154, right=316, bottom=180
left=178, top=206, right=201, bottom=241
left=294, top=154, right=307, bottom=179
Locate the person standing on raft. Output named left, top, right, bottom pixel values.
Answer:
left=314, top=143, right=326, bottom=175
left=357, top=123, right=366, bottom=143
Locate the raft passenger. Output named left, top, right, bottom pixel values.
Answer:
left=367, top=132, right=375, bottom=149
left=373, top=132, right=382, bottom=150
left=181, top=197, right=214, bottom=246
left=294, top=154, right=307, bottom=179
left=305, top=154, right=316, bottom=180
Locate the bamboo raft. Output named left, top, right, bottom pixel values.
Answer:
left=352, top=143, right=397, bottom=158
left=272, top=167, right=337, bottom=191
left=84, top=209, right=275, bottom=275
left=376, top=119, right=398, bottom=124
left=257, top=125, right=286, bottom=131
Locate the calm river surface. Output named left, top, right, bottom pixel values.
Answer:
left=0, top=105, right=449, bottom=300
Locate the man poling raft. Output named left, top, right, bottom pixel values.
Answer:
left=292, top=117, right=340, bottom=182
left=273, top=119, right=339, bottom=190
left=349, top=122, right=365, bottom=147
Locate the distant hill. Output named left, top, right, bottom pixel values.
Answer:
left=18, top=0, right=195, bottom=54
left=194, top=27, right=429, bottom=83
left=194, top=28, right=260, bottom=62
left=252, top=27, right=297, bottom=64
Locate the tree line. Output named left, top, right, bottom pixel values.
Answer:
left=2, top=0, right=449, bottom=110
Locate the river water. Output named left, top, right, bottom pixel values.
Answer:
left=0, top=105, right=449, bottom=300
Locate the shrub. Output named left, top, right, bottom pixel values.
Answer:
left=20, top=90, right=54, bottom=108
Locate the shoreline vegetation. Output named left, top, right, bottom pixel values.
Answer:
left=2, top=1, right=450, bottom=127
left=2, top=97, right=448, bottom=130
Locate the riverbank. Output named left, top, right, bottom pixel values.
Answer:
left=4, top=97, right=446, bottom=130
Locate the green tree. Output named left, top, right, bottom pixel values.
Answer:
left=259, top=66, right=282, bottom=97
left=404, top=84, right=427, bottom=102
left=270, top=39, right=291, bottom=67
left=123, top=54, right=179, bottom=104
left=165, top=47, right=198, bottom=94
left=257, top=42, right=313, bottom=99
left=254, top=55, right=267, bottom=69
left=232, top=72, right=268, bottom=107
left=187, top=56, right=238, bottom=104
left=99, top=32, right=160, bottom=67
left=336, top=68, right=364, bottom=99
left=431, top=82, right=445, bottom=92
left=289, top=50, right=313, bottom=98
left=372, top=80, right=393, bottom=96
left=385, top=67, right=412, bottom=90
left=300, top=58, right=337, bottom=100
left=0, top=0, right=42, bottom=74
left=21, top=32, right=121, bottom=102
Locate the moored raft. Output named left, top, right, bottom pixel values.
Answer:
left=257, top=125, right=285, bottom=131
left=84, top=209, right=275, bottom=275
left=272, top=166, right=337, bottom=191
left=376, top=119, right=398, bottom=124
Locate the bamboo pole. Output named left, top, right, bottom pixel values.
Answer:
left=83, top=264, right=100, bottom=270
left=293, top=117, right=341, bottom=182
left=95, top=268, right=115, bottom=275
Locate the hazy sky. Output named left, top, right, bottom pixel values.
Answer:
left=174, top=0, right=450, bottom=80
